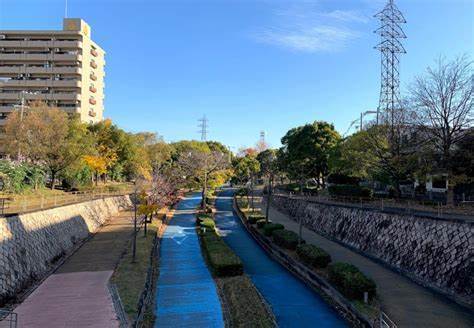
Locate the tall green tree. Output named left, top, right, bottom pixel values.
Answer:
left=174, top=141, right=229, bottom=208
left=257, top=149, right=279, bottom=222
left=232, top=155, right=260, bottom=208
left=3, top=103, right=90, bottom=189
left=280, top=121, right=340, bottom=189
left=329, top=130, right=377, bottom=179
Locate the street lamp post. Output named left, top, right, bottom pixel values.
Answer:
left=131, top=179, right=140, bottom=263
left=359, top=110, right=379, bottom=132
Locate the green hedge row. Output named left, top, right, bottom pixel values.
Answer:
left=328, top=185, right=373, bottom=198
left=296, top=244, right=331, bottom=269
left=263, top=223, right=284, bottom=236
left=272, top=229, right=301, bottom=250
left=236, top=188, right=249, bottom=196
left=200, top=218, right=216, bottom=230
left=328, top=263, right=376, bottom=301
left=247, top=214, right=265, bottom=224
left=196, top=213, right=213, bottom=223
left=256, top=219, right=267, bottom=229
left=201, top=230, right=244, bottom=277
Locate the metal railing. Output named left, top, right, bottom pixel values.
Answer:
left=0, top=309, right=17, bottom=328
left=380, top=311, right=397, bottom=328
left=274, top=189, right=474, bottom=220
left=0, top=188, right=132, bottom=216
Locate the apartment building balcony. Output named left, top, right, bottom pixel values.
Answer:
left=0, top=105, right=15, bottom=113
left=90, top=73, right=97, bottom=81
left=89, top=85, right=97, bottom=93
left=90, top=49, right=98, bottom=57
left=59, top=105, right=81, bottom=114
left=0, top=40, right=82, bottom=49
left=0, top=53, right=82, bottom=62
left=88, top=109, right=96, bottom=117
left=0, top=92, right=81, bottom=101
left=90, top=61, right=97, bottom=69
left=0, top=79, right=81, bottom=88
left=89, top=98, right=96, bottom=105
left=0, top=103, right=80, bottom=114
left=0, top=66, right=82, bottom=75
left=0, top=65, right=82, bottom=76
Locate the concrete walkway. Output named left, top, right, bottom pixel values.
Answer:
left=260, top=199, right=474, bottom=328
left=12, top=211, right=135, bottom=328
left=154, top=193, right=224, bottom=328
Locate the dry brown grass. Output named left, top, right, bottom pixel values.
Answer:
left=216, top=275, right=276, bottom=328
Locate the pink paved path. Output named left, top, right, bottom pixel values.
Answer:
left=1, top=212, right=135, bottom=327
left=14, top=271, right=119, bottom=328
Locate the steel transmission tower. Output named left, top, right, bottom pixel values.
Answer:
left=260, top=131, right=266, bottom=144
left=374, top=0, right=406, bottom=125
left=198, top=115, right=209, bottom=141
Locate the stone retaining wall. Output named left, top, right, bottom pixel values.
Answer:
left=0, top=195, right=131, bottom=305
left=272, top=195, right=473, bottom=306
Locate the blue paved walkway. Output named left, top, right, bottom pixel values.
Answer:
left=154, top=193, right=224, bottom=328
left=215, top=190, right=347, bottom=328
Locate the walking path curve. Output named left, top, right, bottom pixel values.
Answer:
left=154, top=193, right=224, bottom=328
left=260, top=197, right=474, bottom=328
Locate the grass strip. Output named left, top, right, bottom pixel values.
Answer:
left=197, top=208, right=276, bottom=327
left=111, top=215, right=163, bottom=326
left=216, top=276, right=276, bottom=328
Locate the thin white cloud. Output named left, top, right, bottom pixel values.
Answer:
left=256, top=25, right=359, bottom=53
left=253, top=4, right=369, bottom=53
left=322, top=10, right=369, bottom=23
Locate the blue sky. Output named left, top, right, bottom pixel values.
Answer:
left=1, top=0, right=473, bottom=150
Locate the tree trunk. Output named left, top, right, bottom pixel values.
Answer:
left=250, top=176, right=254, bottom=210
left=50, top=171, right=56, bottom=190
left=447, top=176, right=454, bottom=206
left=144, top=214, right=148, bottom=236
left=202, top=171, right=208, bottom=209
left=265, top=175, right=273, bottom=223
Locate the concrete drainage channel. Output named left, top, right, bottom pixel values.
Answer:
left=214, top=191, right=348, bottom=327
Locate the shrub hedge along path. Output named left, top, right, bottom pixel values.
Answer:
left=259, top=195, right=474, bottom=328
left=214, top=190, right=346, bottom=327
left=154, top=193, right=224, bottom=327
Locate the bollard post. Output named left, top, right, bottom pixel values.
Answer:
left=364, top=292, right=369, bottom=304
